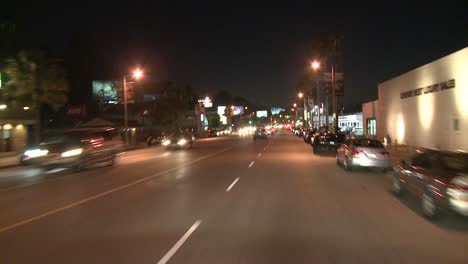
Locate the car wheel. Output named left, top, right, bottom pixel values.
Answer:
left=392, top=174, right=402, bottom=196
left=421, top=190, right=437, bottom=219
left=344, top=158, right=352, bottom=171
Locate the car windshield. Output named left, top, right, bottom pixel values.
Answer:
left=354, top=139, right=384, bottom=148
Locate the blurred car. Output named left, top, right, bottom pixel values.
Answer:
left=207, top=128, right=217, bottom=137
left=161, top=131, right=194, bottom=149
left=336, top=137, right=390, bottom=172
left=21, top=129, right=122, bottom=171
left=303, top=128, right=316, bottom=143
left=293, top=127, right=302, bottom=137
left=312, top=132, right=346, bottom=153
left=392, top=150, right=468, bottom=218
left=253, top=128, right=268, bottom=140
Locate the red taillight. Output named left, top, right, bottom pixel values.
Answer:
left=352, top=150, right=366, bottom=157
left=452, top=185, right=468, bottom=191
left=381, top=151, right=390, bottom=157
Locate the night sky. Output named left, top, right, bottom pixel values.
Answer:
left=4, top=3, right=467, bottom=109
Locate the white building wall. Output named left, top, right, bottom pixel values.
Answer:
left=379, top=47, right=468, bottom=151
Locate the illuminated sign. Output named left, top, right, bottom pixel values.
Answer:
left=271, top=107, right=285, bottom=115
left=217, top=106, right=227, bottom=125
left=231, top=106, right=244, bottom=116
left=256, top=110, right=268, bottom=118
left=400, top=79, right=455, bottom=99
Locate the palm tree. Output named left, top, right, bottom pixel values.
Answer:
left=4, top=50, right=69, bottom=143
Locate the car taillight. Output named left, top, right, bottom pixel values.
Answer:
left=381, top=151, right=390, bottom=157
left=352, top=149, right=367, bottom=157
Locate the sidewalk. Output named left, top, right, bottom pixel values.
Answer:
left=0, top=154, right=21, bottom=168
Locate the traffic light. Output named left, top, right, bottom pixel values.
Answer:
left=248, top=120, right=252, bottom=125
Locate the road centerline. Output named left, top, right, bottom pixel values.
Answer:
left=226, top=177, right=240, bottom=192
left=156, top=220, right=202, bottom=264
left=248, top=161, right=255, bottom=168
left=258, top=153, right=262, bottom=157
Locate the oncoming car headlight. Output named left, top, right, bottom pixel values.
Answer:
left=177, top=139, right=187, bottom=145
left=24, top=149, right=49, bottom=158
left=162, top=140, right=171, bottom=146
left=61, top=148, right=83, bottom=157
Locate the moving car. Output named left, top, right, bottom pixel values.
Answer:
left=207, top=128, right=217, bottom=137
left=312, top=132, right=346, bottom=154
left=253, top=128, right=268, bottom=140
left=336, top=137, right=390, bottom=172
left=22, top=129, right=122, bottom=171
left=161, top=131, right=194, bottom=149
left=392, top=149, right=468, bottom=218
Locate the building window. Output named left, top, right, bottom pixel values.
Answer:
left=367, top=118, right=377, bottom=136
left=453, top=118, right=459, bottom=131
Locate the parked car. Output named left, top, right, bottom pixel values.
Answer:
left=336, top=137, right=390, bottom=172
left=253, top=128, right=268, bottom=140
left=312, top=132, right=346, bottom=154
left=207, top=128, right=218, bottom=137
left=161, top=131, right=194, bottom=149
left=304, top=128, right=316, bottom=143
left=392, top=149, right=468, bottom=218
left=22, top=129, right=122, bottom=171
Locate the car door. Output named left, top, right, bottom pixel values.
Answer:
left=407, top=153, right=432, bottom=195
left=339, top=139, right=350, bottom=162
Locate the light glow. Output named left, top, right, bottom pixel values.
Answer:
left=61, top=148, right=83, bottom=157
left=25, top=149, right=49, bottom=158
left=177, top=139, right=187, bottom=145
left=0, top=104, right=7, bottom=110
left=162, top=140, right=171, bottom=146
left=133, top=69, right=143, bottom=79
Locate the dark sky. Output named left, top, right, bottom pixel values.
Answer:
left=4, top=3, right=467, bottom=108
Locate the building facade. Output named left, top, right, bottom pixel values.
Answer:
left=364, top=47, right=467, bottom=151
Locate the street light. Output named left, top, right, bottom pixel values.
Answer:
left=123, top=68, right=144, bottom=146
left=0, top=104, right=7, bottom=110
left=293, top=103, right=297, bottom=107
left=298, top=92, right=304, bottom=98
left=311, top=60, right=321, bottom=128
left=311, top=60, right=320, bottom=70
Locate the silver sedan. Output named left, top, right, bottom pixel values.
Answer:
left=336, top=138, right=390, bottom=173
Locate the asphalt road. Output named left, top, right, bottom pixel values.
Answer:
left=0, top=130, right=467, bottom=263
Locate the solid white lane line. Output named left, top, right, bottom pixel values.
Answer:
left=157, top=220, right=202, bottom=264
left=0, top=148, right=232, bottom=234
left=248, top=161, right=255, bottom=168
left=226, top=177, right=240, bottom=192
left=257, top=153, right=262, bottom=157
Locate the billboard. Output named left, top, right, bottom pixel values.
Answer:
left=231, top=106, right=244, bottom=116
left=92, top=81, right=118, bottom=103
left=271, top=107, right=285, bottom=115
left=217, top=106, right=228, bottom=125
left=256, top=110, right=268, bottom=118
left=92, top=80, right=135, bottom=104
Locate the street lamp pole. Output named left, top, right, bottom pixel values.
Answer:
left=123, top=75, right=129, bottom=146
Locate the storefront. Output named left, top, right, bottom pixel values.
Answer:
left=363, top=47, right=467, bottom=151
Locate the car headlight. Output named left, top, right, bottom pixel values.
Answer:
left=24, top=149, right=49, bottom=158
left=61, top=148, right=83, bottom=157
left=162, top=140, right=171, bottom=146
left=177, top=139, right=187, bottom=145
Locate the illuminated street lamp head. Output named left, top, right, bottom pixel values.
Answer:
left=298, top=92, right=304, bottom=98
left=0, top=104, right=7, bottom=110
left=311, top=60, right=320, bottom=70
left=231, top=105, right=235, bottom=110
left=293, top=103, right=297, bottom=107
left=133, top=69, right=143, bottom=80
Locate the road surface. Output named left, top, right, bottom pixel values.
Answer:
left=0, top=130, right=467, bottom=263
